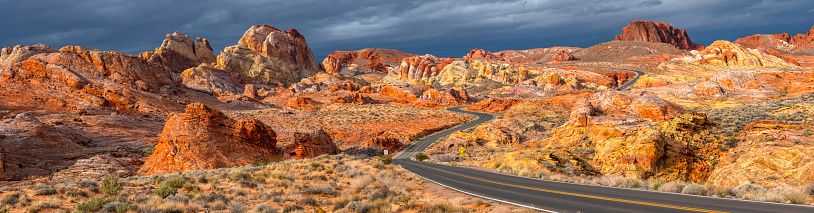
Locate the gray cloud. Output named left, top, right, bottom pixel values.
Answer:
left=639, top=0, right=663, bottom=7
left=1, top=0, right=813, bottom=59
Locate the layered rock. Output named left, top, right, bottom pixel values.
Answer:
left=465, top=98, right=524, bottom=113
left=0, top=113, right=88, bottom=180
left=734, top=25, right=814, bottom=54
left=551, top=50, right=578, bottom=62
left=391, top=54, right=449, bottom=81
left=333, top=93, right=376, bottom=104
left=288, top=97, right=317, bottom=110
left=140, top=32, right=216, bottom=73
left=615, top=20, right=703, bottom=50
left=566, top=99, right=597, bottom=127
left=292, top=128, right=339, bottom=158
left=589, top=90, right=680, bottom=121
left=378, top=82, right=432, bottom=100
left=360, top=136, right=403, bottom=152
left=323, top=48, right=414, bottom=74
left=430, top=59, right=529, bottom=86
left=493, top=47, right=583, bottom=64
left=140, top=103, right=279, bottom=175
left=675, top=40, right=798, bottom=68
left=180, top=64, right=263, bottom=95
left=0, top=44, right=183, bottom=115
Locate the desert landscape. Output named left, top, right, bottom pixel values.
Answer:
left=1, top=3, right=814, bottom=212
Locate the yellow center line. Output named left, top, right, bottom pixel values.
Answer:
left=406, top=161, right=728, bottom=213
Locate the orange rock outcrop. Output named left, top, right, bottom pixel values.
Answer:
left=292, top=128, right=339, bottom=158
left=324, top=48, right=414, bottom=73
left=463, top=49, right=503, bottom=61
left=615, top=20, right=703, bottom=50
left=140, top=103, right=279, bottom=175
left=735, top=25, right=814, bottom=54
left=551, top=50, right=578, bottom=62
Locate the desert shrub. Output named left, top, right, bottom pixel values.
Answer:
left=251, top=204, right=277, bottom=213
left=299, top=196, right=318, bottom=205
left=76, top=197, right=110, bottom=212
left=781, top=188, right=808, bottom=204
left=192, top=193, right=229, bottom=204
left=31, top=199, right=59, bottom=209
left=659, top=182, right=685, bottom=193
left=713, top=186, right=734, bottom=197
left=304, top=185, right=336, bottom=195
left=34, top=188, right=56, bottom=196
left=155, top=185, right=178, bottom=198
left=102, top=176, right=124, bottom=196
left=165, top=194, right=189, bottom=204
left=77, top=180, right=100, bottom=193
left=350, top=176, right=374, bottom=190
left=370, top=188, right=395, bottom=200
left=647, top=179, right=664, bottom=190
left=229, top=201, right=247, bottom=213
left=164, top=177, right=186, bottom=189
left=415, top=153, right=429, bottom=161
left=681, top=184, right=707, bottom=195
left=230, top=171, right=252, bottom=181
left=239, top=179, right=257, bottom=188
left=734, top=183, right=765, bottom=199
left=100, top=202, right=128, bottom=213
left=379, top=155, right=392, bottom=165
left=282, top=204, right=303, bottom=213
left=433, top=154, right=456, bottom=162
left=0, top=193, right=22, bottom=206
left=60, top=187, right=88, bottom=198
left=197, top=175, right=209, bottom=184
left=804, top=182, right=814, bottom=195
left=309, top=162, right=323, bottom=169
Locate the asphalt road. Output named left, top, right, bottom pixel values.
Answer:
left=393, top=107, right=814, bottom=213
left=540, top=63, right=645, bottom=90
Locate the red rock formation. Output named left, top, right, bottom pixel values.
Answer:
left=324, top=48, right=414, bottom=74
left=466, top=98, right=524, bottom=113
left=418, top=88, right=472, bottom=106
left=140, top=32, right=216, bottom=73
left=630, top=94, right=680, bottom=121
left=288, top=97, right=317, bottom=110
left=140, top=103, right=279, bottom=175
left=379, top=82, right=432, bottom=100
left=239, top=25, right=320, bottom=71
left=333, top=93, right=376, bottom=104
left=360, top=136, right=403, bottom=152
left=615, top=20, right=703, bottom=50
left=735, top=25, right=814, bottom=54
left=551, top=50, right=578, bottom=62
left=566, top=98, right=597, bottom=127
left=464, top=48, right=503, bottom=61
left=292, top=128, right=339, bottom=158
left=393, top=55, right=446, bottom=81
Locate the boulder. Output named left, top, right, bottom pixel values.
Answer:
left=139, top=103, right=279, bottom=175
left=292, top=128, right=339, bottom=158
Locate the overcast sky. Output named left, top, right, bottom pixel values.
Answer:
left=1, top=0, right=813, bottom=59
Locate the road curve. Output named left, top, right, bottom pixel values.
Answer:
left=393, top=107, right=814, bottom=213
left=541, top=63, right=645, bottom=90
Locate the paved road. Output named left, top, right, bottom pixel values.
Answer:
left=541, top=63, right=645, bottom=90
left=393, top=107, right=814, bottom=213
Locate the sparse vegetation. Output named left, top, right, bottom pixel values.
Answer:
left=415, top=153, right=429, bottom=161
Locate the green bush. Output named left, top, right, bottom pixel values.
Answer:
left=76, top=197, right=110, bottom=212
left=102, top=176, right=124, bottom=196
left=309, top=162, right=322, bottom=169
left=164, top=177, right=186, bottom=189
left=154, top=185, right=178, bottom=198
left=415, top=153, right=429, bottom=161
left=379, top=155, right=392, bottom=165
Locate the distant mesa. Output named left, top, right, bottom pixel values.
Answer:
left=323, top=48, right=414, bottom=74
left=615, top=20, right=703, bottom=51
left=735, top=24, right=814, bottom=54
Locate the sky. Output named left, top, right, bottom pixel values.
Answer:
left=1, top=0, right=813, bottom=60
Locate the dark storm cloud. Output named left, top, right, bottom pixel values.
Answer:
left=1, top=0, right=813, bottom=60
left=638, top=1, right=663, bottom=7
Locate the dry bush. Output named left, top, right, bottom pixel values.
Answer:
left=734, top=183, right=765, bottom=199
left=350, top=175, right=375, bottom=190
left=681, top=184, right=707, bottom=195
left=659, top=181, right=685, bottom=193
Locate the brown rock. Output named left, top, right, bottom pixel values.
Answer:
left=0, top=113, right=88, bottom=180
left=139, top=103, right=279, bottom=175
left=567, top=98, right=597, bottom=127
left=292, top=128, right=339, bottom=158
left=334, top=93, right=376, bottom=104
left=551, top=50, right=578, bottom=62
left=322, top=57, right=342, bottom=73
left=361, top=136, right=403, bottom=152
left=735, top=24, right=814, bottom=54
left=615, top=20, right=703, bottom=50
left=465, top=98, right=524, bottom=113
left=379, top=82, right=431, bottom=100
left=140, top=32, right=216, bottom=73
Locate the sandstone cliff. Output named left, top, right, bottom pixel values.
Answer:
left=140, top=32, right=216, bottom=73
left=615, top=20, right=703, bottom=50
left=673, top=40, right=799, bottom=68
left=735, top=25, right=814, bottom=54
left=323, top=48, right=414, bottom=74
